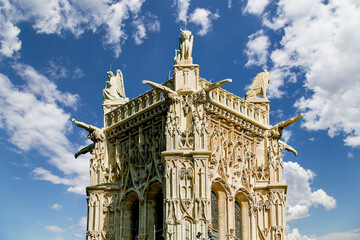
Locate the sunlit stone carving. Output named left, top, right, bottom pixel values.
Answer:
left=245, top=69, right=271, bottom=102
left=73, top=29, right=301, bottom=240
left=103, top=69, right=129, bottom=114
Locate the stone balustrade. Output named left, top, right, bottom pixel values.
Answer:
left=104, top=78, right=269, bottom=130
left=199, top=78, right=269, bottom=126
left=104, top=88, right=164, bottom=129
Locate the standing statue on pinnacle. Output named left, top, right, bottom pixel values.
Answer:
left=245, top=69, right=271, bottom=101
left=174, top=29, right=193, bottom=65
left=102, top=69, right=129, bottom=114
left=103, top=69, right=126, bottom=102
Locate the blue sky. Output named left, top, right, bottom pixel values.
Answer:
left=0, top=0, right=359, bottom=239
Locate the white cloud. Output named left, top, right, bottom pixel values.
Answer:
left=310, top=189, right=336, bottom=211
left=283, top=161, right=336, bottom=222
left=244, top=0, right=270, bottom=15
left=347, top=152, right=354, bottom=159
left=0, top=0, right=157, bottom=58
left=73, top=68, right=85, bottom=79
left=245, top=0, right=360, bottom=146
left=228, top=0, right=232, bottom=9
left=0, top=0, right=21, bottom=58
left=287, top=228, right=360, bottom=240
left=46, top=60, right=68, bottom=80
left=174, top=0, right=191, bottom=25
left=45, top=225, right=65, bottom=233
left=245, top=30, right=270, bottom=68
left=78, top=216, right=87, bottom=231
left=51, top=203, right=62, bottom=210
left=281, top=129, right=292, bottom=142
left=287, top=228, right=316, bottom=240
left=317, top=228, right=360, bottom=240
left=189, top=8, right=219, bottom=36
left=132, top=13, right=160, bottom=45
left=0, top=65, right=90, bottom=195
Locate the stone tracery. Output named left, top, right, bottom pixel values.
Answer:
left=71, top=29, right=301, bottom=240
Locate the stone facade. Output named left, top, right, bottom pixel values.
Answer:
left=73, top=29, right=301, bottom=240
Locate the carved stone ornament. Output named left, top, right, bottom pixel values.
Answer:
left=75, top=28, right=302, bottom=240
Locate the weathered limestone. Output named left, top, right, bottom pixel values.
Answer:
left=72, top=29, right=301, bottom=240
left=103, top=69, right=129, bottom=115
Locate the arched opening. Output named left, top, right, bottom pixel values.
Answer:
left=131, top=200, right=139, bottom=240
left=121, top=192, right=139, bottom=240
left=211, top=181, right=228, bottom=240
left=211, top=190, right=219, bottom=237
left=235, top=201, right=241, bottom=240
left=235, top=191, right=251, bottom=240
left=155, top=189, right=164, bottom=240
left=146, top=181, right=163, bottom=240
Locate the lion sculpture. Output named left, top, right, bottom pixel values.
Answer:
left=245, top=69, right=271, bottom=101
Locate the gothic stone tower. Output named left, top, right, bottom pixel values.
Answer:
left=74, top=29, right=301, bottom=240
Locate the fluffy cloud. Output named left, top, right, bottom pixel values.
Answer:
left=51, top=203, right=62, bottom=210
left=283, top=161, right=336, bottom=222
left=132, top=13, right=160, bottom=45
left=0, top=0, right=159, bottom=58
left=245, top=0, right=360, bottom=146
left=78, top=217, right=87, bottom=231
left=317, top=228, right=360, bottom=240
left=244, top=0, right=270, bottom=15
left=174, top=0, right=191, bottom=25
left=287, top=228, right=315, bottom=240
left=245, top=30, right=270, bottom=68
left=173, top=1, right=219, bottom=36
left=189, top=8, right=219, bottom=36
left=0, top=0, right=21, bottom=57
left=287, top=228, right=360, bottom=240
left=281, top=129, right=292, bottom=142
left=0, top=64, right=89, bottom=194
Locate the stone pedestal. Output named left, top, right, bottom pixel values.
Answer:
left=173, top=64, right=199, bottom=93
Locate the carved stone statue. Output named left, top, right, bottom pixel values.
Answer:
left=102, top=69, right=129, bottom=114
left=269, top=114, right=303, bottom=139
left=200, top=79, right=232, bottom=92
left=245, top=70, right=271, bottom=101
left=103, top=70, right=126, bottom=102
left=142, top=80, right=180, bottom=101
left=174, top=29, right=193, bottom=65
left=71, top=118, right=104, bottom=158
left=75, top=143, right=95, bottom=159
left=279, top=140, right=297, bottom=156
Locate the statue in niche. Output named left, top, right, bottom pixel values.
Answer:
left=71, top=118, right=104, bottom=158
left=245, top=69, right=271, bottom=101
left=103, top=69, right=127, bottom=102
left=174, top=29, right=193, bottom=64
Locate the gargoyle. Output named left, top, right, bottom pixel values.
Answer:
left=269, top=114, right=303, bottom=139
left=279, top=140, right=297, bottom=156
left=75, top=143, right=95, bottom=159
left=200, top=79, right=232, bottom=92
left=142, top=80, right=180, bottom=101
left=71, top=118, right=104, bottom=158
